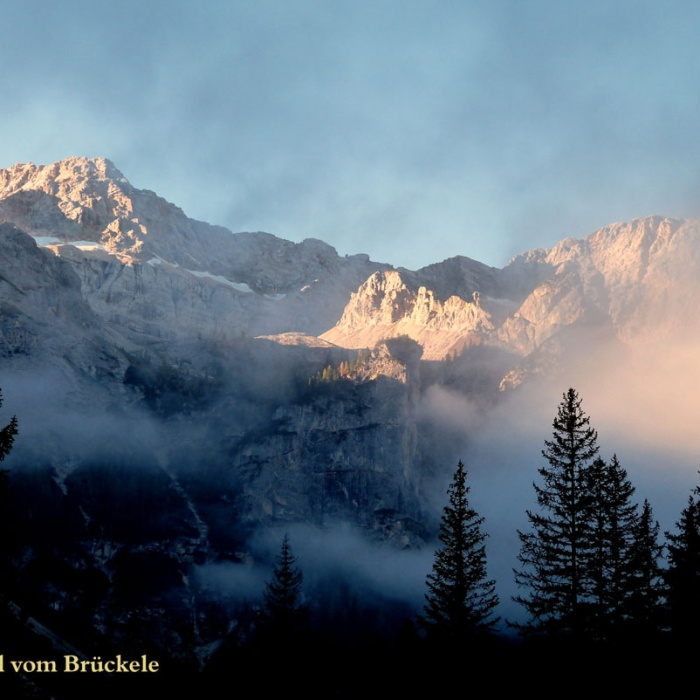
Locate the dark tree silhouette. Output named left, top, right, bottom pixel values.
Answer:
left=586, top=454, right=643, bottom=640
left=260, top=533, right=307, bottom=637
left=513, top=388, right=599, bottom=639
left=420, top=460, right=499, bottom=639
left=665, top=481, right=700, bottom=641
left=624, top=498, right=665, bottom=638
left=0, top=389, right=17, bottom=465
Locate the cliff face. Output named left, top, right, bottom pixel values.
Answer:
left=0, top=221, right=131, bottom=399
left=320, top=270, right=498, bottom=360
left=1, top=315, right=427, bottom=663
left=225, top=338, right=425, bottom=546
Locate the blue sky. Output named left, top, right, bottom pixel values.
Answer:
left=2, top=0, right=699, bottom=270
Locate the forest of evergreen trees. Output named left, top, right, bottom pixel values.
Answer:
left=2, top=386, right=700, bottom=697
left=204, top=387, right=700, bottom=692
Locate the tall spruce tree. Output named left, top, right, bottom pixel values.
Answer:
left=586, top=454, right=641, bottom=640
left=665, top=481, right=700, bottom=641
left=625, top=499, right=665, bottom=638
left=421, top=460, right=499, bottom=639
left=260, top=533, right=307, bottom=638
left=513, top=387, right=599, bottom=639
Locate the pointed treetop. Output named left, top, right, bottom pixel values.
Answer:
left=261, top=533, right=306, bottom=633
left=421, top=460, right=499, bottom=638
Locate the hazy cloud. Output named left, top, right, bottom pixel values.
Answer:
left=2, top=1, right=699, bottom=269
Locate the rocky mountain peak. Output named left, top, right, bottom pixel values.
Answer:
left=0, top=158, right=395, bottom=342
left=0, top=156, right=127, bottom=194
left=545, top=236, right=587, bottom=265
left=320, top=268, right=496, bottom=360
left=0, top=156, right=162, bottom=262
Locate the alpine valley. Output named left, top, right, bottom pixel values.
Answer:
left=1, top=157, right=699, bottom=680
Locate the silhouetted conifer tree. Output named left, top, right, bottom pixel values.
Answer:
left=420, top=460, right=499, bottom=639
left=625, top=499, right=665, bottom=638
left=513, top=388, right=599, bottom=639
left=665, top=481, right=700, bottom=641
left=0, top=389, right=17, bottom=465
left=586, top=454, right=642, bottom=639
left=260, top=534, right=307, bottom=638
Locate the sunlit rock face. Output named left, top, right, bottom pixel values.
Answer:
left=322, top=214, right=700, bottom=389
left=0, top=157, right=389, bottom=342
left=320, top=269, right=498, bottom=360
left=585, top=216, right=700, bottom=345
left=490, top=216, right=700, bottom=387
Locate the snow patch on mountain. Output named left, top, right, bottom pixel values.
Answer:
left=187, top=269, right=254, bottom=294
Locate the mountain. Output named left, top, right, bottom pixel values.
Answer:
left=0, top=157, right=390, bottom=345
left=323, top=216, right=700, bottom=367
left=1, top=156, right=699, bottom=666
left=4, top=157, right=698, bottom=374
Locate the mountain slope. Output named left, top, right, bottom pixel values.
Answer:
left=4, top=158, right=697, bottom=375
left=0, top=157, right=390, bottom=342
left=322, top=215, right=700, bottom=373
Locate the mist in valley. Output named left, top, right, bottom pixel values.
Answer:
left=1, top=315, right=699, bottom=651
left=439, top=337, right=700, bottom=628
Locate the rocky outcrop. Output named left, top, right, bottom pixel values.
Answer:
left=226, top=337, right=426, bottom=546
left=585, top=216, right=700, bottom=344
left=320, top=269, right=502, bottom=360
